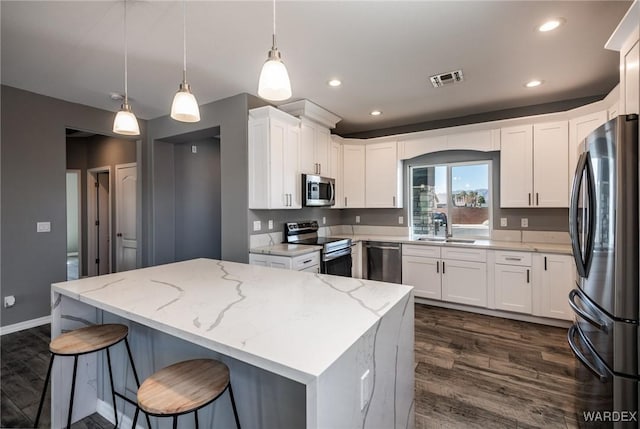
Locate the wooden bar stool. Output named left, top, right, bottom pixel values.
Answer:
left=34, top=323, right=149, bottom=429
left=132, top=358, right=241, bottom=429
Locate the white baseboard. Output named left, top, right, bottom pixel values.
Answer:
left=97, top=399, right=147, bottom=429
left=0, top=315, right=51, bottom=336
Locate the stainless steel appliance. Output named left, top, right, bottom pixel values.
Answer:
left=363, top=241, right=402, bottom=284
left=302, top=174, right=335, bottom=207
left=285, top=220, right=352, bottom=276
left=567, top=114, right=639, bottom=428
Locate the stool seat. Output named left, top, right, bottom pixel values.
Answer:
left=49, top=324, right=128, bottom=356
left=137, top=359, right=230, bottom=416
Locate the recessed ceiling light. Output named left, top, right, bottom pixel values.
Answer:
left=370, top=110, right=382, bottom=116
left=538, top=18, right=565, bottom=32
left=525, top=80, right=543, bottom=88
left=328, top=79, right=342, bottom=87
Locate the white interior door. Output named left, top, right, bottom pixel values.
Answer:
left=115, top=163, right=137, bottom=272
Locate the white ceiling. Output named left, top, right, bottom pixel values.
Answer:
left=1, top=1, right=632, bottom=134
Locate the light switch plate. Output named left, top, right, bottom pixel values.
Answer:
left=521, top=218, right=528, bottom=228
left=398, top=216, right=404, bottom=224
left=355, top=216, right=361, bottom=224
left=322, top=217, right=326, bottom=225
left=253, top=220, right=261, bottom=231
left=500, top=218, right=508, bottom=227
left=268, top=220, right=273, bottom=230
left=191, top=145, right=197, bottom=154
left=36, top=222, right=51, bottom=233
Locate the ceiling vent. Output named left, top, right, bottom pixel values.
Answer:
left=429, top=69, right=464, bottom=88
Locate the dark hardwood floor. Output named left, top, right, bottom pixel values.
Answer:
left=1, top=304, right=580, bottom=428
left=415, top=304, right=579, bottom=428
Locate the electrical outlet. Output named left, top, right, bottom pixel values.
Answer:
left=521, top=218, right=529, bottom=228
left=4, top=295, right=15, bottom=308
left=398, top=216, right=404, bottom=224
left=191, top=145, right=197, bottom=154
left=36, top=222, right=51, bottom=233
left=253, top=220, right=261, bottom=231
left=268, top=220, right=273, bottom=230
left=360, top=369, right=371, bottom=410
left=355, top=216, right=361, bottom=224
left=500, top=218, right=508, bottom=227
left=322, top=217, right=326, bottom=225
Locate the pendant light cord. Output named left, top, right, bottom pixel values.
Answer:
left=272, top=0, right=276, bottom=49
left=182, top=0, right=187, bottom=83
left=124, top=0, right=128, bottom=103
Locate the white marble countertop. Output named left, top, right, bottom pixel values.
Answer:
left=52, top=258, right=412, bottom=384
left=249, top=243, right=322, bottom=257
left=335, top=234, right=573, bottom=255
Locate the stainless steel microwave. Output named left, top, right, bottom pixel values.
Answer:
left=302, top=174, right=335, bottom=207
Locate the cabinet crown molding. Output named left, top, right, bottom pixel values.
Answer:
left=249, top=105, right=300, bottom=126
left=605, top=0, right=638, bottom=51
left=278, top=99, right=342, bottom=129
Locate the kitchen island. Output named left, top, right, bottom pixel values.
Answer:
left=50, top=258, right=414, bottom=429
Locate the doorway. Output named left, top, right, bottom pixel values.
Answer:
left=88, top=167, right=111, bottom=276
left=66, top=170, right=81, bottom=280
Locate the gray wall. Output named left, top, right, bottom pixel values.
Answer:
left=145, top=94, right=264, bottom=265
left=66, top=135, right=137, bottom=276
left=1, top=85, right=146, bottom=327
left=249, top=208, right=343, bottom=236
left=174, top=138, right=221, bottom=261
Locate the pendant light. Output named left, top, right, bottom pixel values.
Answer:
left=170, top=0, right=200, bottom=122
left=257, top=0, right=292, bottom=101
left=113, top=0, right=140, bottom=136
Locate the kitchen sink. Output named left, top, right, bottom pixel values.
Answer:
left=416, top=237, right=476, bottom=244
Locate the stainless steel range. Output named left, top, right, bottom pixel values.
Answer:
left=285, top=221, right=352, bottom=277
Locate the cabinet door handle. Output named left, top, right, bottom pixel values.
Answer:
left=505, top=257, right=521, bottom=261
left=528, top=193, right=531, bottom=206
left=393, top=196, right=396, bottom=206
left=526, top=269, right=530, bottom=283
left=319, top=163, right=322, bottom=175
left=436, top=260, right=439, bottom=273
left=345, top=197, right=347, bottom=207
left=536, top=193, right=539, bottom=206
left=302, top=259, right=313, bottom=264
left=544, top=256, right=547, bottom=271
left=442, top=261, right=445, bottom=274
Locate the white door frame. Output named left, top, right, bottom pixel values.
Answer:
left=66, top=169, right=82, bottom=278
left=87, top=166, right=112, bottom=276
left=115, top=162, right=138, bottom=272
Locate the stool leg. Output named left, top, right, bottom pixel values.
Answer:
left=131, top=407, right=139, bottom=429
left=124, top=338, right=152, bottom=428
left=194, top=410, right=199, bottom=429
left=105, top=348, right=118, bottom=428
left=67, top=355, right=79, bottom=429
left=172, top=416, right=178, bottom=429
left=34, top=354, right=54, bottom=428
left=228, top=384, right=241, bottom=429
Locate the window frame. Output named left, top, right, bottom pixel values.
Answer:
left=409, top=159, right=493, bottom=240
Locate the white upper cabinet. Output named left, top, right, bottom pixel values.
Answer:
left=299, top=118, right=331, bottom=176
left=342, top=143, right=366, bottom=208
left=500, top=121, right=568, bottom=208
left=279, top=100, right=341, bottom=177
left=248, top=106, right=301, bottom=209
left=568, top=111, right=607, bottom=191
left=533, top=121, right=569, bottom=207
left=365, top=141, right=402, bottom=208
left=329, top=138, right=344, bottom=209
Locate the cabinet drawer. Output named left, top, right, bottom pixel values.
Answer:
left=442, top=247, right=486, bottom=262
left=292, top=252, right=320, bottom=271
left=403, top=244, right=441, bottom=258
left=494, top=251, right=532, bottom=266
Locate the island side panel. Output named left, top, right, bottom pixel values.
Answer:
left=51, top=292, right=99, bottom=429
left=96, top=310, right=307, bottom=429
left=316, top=292, right=415, bottom=429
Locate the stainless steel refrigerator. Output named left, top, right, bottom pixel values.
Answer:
left=568, top=114, right=639, bottom=428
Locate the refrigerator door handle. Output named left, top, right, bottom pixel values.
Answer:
left=583, top=153, right=597, bottom=274
left=567, top=325, right=609, bottom=383
left=569, top=152, right=596, bottom=278
left=568, top=289, right=606, bottom=332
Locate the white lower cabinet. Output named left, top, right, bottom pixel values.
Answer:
left=532, top=253, right=575, bottom=321
left=249, top=252, right=320, bottom=273
left=493, top=251, right=532, bottom=314
left=402, top=245, right=487, bottom=307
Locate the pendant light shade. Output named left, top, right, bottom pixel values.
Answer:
left=258, top=0, right=291, bottom=101
left=171, top=0, right=200, bottom=122
left=113, top=102, right=141, bottom=135
left=113, top=0, right=140, bottom=136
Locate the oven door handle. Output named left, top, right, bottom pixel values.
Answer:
left=567, top=325, right=609, bottom=383
left=323, top=248, right=352, bottom=262
left=568, top=289, right=606, bottom=332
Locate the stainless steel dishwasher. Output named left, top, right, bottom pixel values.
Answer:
left=363, top=241, right=402, bottom=283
